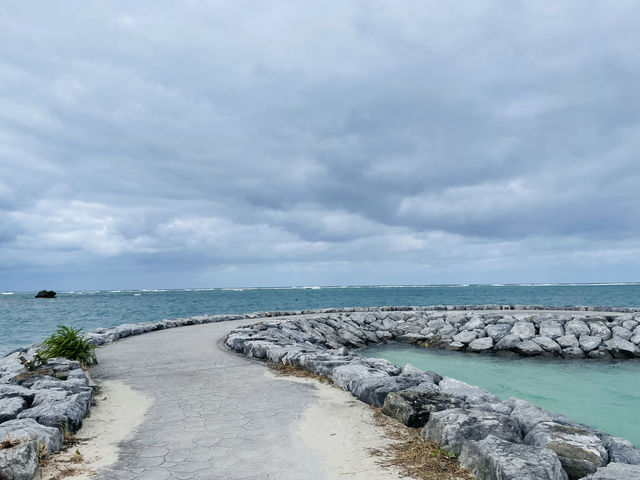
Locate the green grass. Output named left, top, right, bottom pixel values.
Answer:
left=38, top=325, right=98, bottom=366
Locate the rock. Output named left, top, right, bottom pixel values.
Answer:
left=600, top=436, right=640, bottom=464
left=445, top=341, right=465, bottom=351
left=514, top=340, right=544, bottom=356
left=524, top=421, right=608, bottom=479
left=34, top=290, right=56, bottom=298
left=485, top=323, right=512, bottom=340
left=421, top=408, right=522, bottom=456
left=556, top=335, right=580, bottom=349
left=605, top=337, right=638, bottom=358
left=611, top=326, right=633, bottom=341
left=351, top=375, right=423, bottom=407
left=563, top=347, right=586, bottom=358
left=565, top=320, right=590, bottom=337
left=462, top=317, right=486, bottom=331
left=382, top=390, right=466, bottom=427
left=468, top=337, right=494, bottom=353
left=453, top=331, right=478, bottom=344
left=511, top=321, right=536, bottom=340
left=0, top=439, right=40, bottom=480
left=0, top=397, right=26, bottom=422
left=588, top=321, right=612, bottom=340
left=0, top=418, right=63, bottom=454
left=0, top=385, right=34, bottom=402
left=459, top=435, right=568, bottom=480
left=583, top=462, right=640, bottom=479
left=539, top=320, right=564, bottom=339
left=17, top=391, right=92, bottom=433
left=579, top=335, right=602, bottom=352
left=439, top=377, right=498, bottom=402
left=631, top=334, right=640, bottom=346
left=533, top=336, right=562, bottom=354
left=399, top=364, right=442, bottom=384
left=623, top=319, right=639, bottom=331
left=11, top=368, right=55, bottom=387
left=506, top=398, right=555, bottom=436
left=496, top=334, right=520, bottom=350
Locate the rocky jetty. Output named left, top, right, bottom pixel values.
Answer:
left=225, top=307, right=640, bottom=480
left=0, top=350, right=91, bottom=480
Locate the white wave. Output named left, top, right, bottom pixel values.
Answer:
left=1, top=292, right=13, bottom=295
left=109, top=290, right=121, bottom=293
left=133, top=293, right=142, bottom=296
left=222, top=288, right=244, bottom=292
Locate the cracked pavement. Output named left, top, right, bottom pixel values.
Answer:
left=90, top=318, right=328, bottom=480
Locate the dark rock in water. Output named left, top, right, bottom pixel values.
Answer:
left=382, top=390, right=467, bottom=427
left=524, top=421, right=608, bottom=480
left=421, top=407, right=522, bottom=456
left=0, top=439, right=40, bottom=480
left=459, top=434, right=568, bottom=480
left=583, top=462, right=640, bottom=479
left=35, top=290, right=56, bottom=298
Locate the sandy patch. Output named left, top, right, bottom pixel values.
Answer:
left=269, top=371, right=412, bottom=479
left=38, top=380, right=152, bottom=480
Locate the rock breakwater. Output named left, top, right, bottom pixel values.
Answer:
left=225, top=307, right=640, bottom=480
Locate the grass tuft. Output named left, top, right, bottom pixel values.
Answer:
left=38, top=325, right=98, bottom=367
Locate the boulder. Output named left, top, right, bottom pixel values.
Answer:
left=589, top=321, right=612, bottom=340
left=462, top=317, right=486, bottom=331
left=468, top=337, right=494, bottom=353
left=611, top=326, right=633, bottom=341
left=421, top=408, right=522, bottom=456
left=34, top=290, right=56, bottom=298
left=453, top=331, right=478, bottom=344
left=524, top=421, right=608, bottom=479
left=511, top=322, right=536, bottom=340
left=579, top=335, right=602, bottom=352
left=539, top=320, right=564, bottom=339
left=604, top=337, right=638, bottom=358
left=533, top=336, right=562, bottom=354
left=0, top=418, right=63, bottom=454
left=0, top=385, right=34, bottom=402
left=556, top=335, right=580, bottom=349
left=382, top=390, right=466, bottom=428
left=565, top=320, right=590, bottom=337
left=17, top=391, right=92, bottom=433
left=485, top=323, right=512, bottom=341
left=496, top=334, right=520, bottom=350
left=506, top=398, right=555, bottom=436
left=514, top=340, right=544, bottom=356
left=0, top=397, right=26, bottom=422
left=0, top=439, right=40, bottom=480
left=583, top=462, right=640, bottom=479
left=459, top=435, right=568, bottom=480
left=600, top=436, right=640, bottom=465
left=438, top=377, right=498, bottom=402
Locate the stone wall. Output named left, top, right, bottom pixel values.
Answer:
left=225, top=308, right=640, bottom=480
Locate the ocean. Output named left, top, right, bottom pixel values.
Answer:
left=2, top=283, right=640, bottom=356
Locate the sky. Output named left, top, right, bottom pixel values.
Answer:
left=1, top=1, right=640, bottom=290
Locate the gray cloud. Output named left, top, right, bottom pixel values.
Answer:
left=1, top=1, right=640, bottom=289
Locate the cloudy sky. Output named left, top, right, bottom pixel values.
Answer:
left=1, top=1, right=639, bottom=290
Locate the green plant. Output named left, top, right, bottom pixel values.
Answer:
left=38, top=325, right=97, bottom=366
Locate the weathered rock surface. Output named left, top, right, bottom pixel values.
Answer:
left=0, top=397, right=26, bottom=422
left=0, top=439, right=39, bottom=480
left=382, top=390, right=466, bottom=427
left=421, top=408, right=522, bottom=456
left=524, top=421, right=608, bottom=479
left=468, top=337, right=494, bottom=352
left=459, top=435, right=569, bottom=480
left=0, top=418, right=63, bottom=454
left=583, top=462, right=640, bottom=479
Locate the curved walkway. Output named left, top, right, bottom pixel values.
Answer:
left=88, top=317, right=388, bottom=480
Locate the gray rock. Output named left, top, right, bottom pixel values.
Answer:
left=496, top=334, right=521, bottom=350
left=588, top=321, right=612, bottom=340
left=623, top=319, right=639, bottom=331
left=565, top=320, right=591, bottom=337
left=524, top=421, right=608, bottom=479
left=439, top=377, right=498, bottom=402
left=631, top=334, right=640, bottom=346
left=583, top=462, right=640, bottom=479
left=421, top=408, right=522, bottom=456
left=399, top=364, right=442, bottom=384
left=511, top=321, right=536, bottom=340
left=0, top=397, right=26, bottom=422
left=506, top=397, right=555, bottom=436
left=533, top=336, right=562, bottom=354
left=600, top=435, right=640, bottom=465
left=0, top=439, right=39, bottom=480
left=382, top=390, right=466, bottom=428
left=612, top=326, right=633, bottom=341
left=539, top=320, right=564, bottom=339
left=446, top=341, right=465, bottom=351
left=468, top=337, right=494, bottom=353
left=462, top=317, right=486, bottom=331
left=562, top=347, right=586, bottom=358
left=17, top=391, right=92, bottom=433
left=557, top=334, right=580, bottom=349
left=453, top=331, right=479, bottom=344
left=0, top=384, right=34, bottom=402
left=485, top=323, right=512, bottom=340
left=351, top=375, right=422, bottom=407
left=0, top=418, right=63, bottom=454
left=605, top=337, right=638, bottom=358
left=459, top=435, right=568, bottom=480
left=514, top=339, right=544, bottom=356
left=579, top=335, right=602, bottom=352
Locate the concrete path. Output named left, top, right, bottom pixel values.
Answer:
left=90, top=319, right=331, bottom=480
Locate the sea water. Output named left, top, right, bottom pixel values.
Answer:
left=2, top=283, right=640, bottom=355
left=363, top=343, right=640, bottom=447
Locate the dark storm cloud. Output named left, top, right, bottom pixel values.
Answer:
left=1, top=1, right=640, bottom=289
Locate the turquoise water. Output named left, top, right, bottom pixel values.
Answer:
left=363, top=344, right=640, bottom=447
left=2, top=283, right=640, bottom=355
